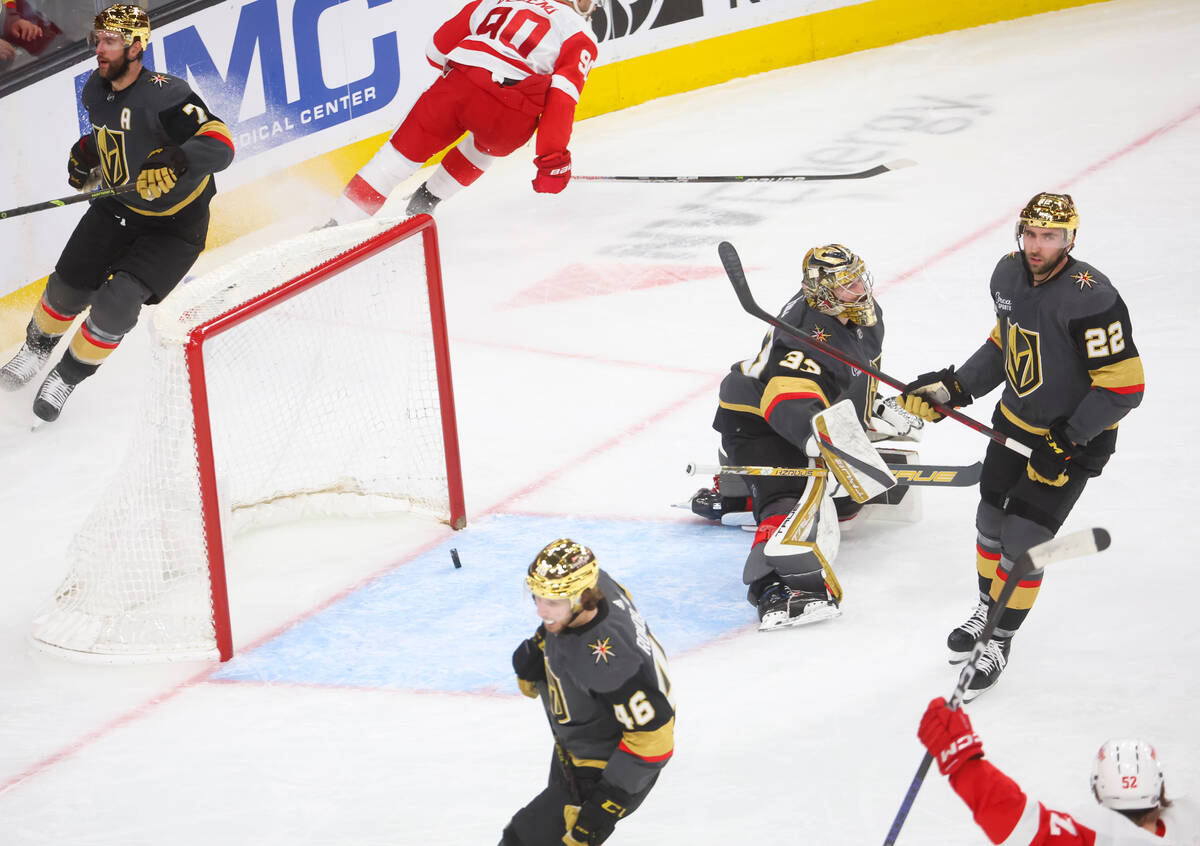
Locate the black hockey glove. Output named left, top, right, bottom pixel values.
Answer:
left=898, top=366, right=971, bottom=422
left=512, top=626, right=546, bottom=697
left=136, top=145, right=189, bottom=201
left=1026, top=420, right=1079, bottom=487
left=67, top=138, right=100, bottom=191
left=564, top=781, right=630, bottom=846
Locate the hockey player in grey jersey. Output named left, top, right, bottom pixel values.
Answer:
left=504, top=539, right=673, bottom=845
left=0, top=4, right=234, bottom=421
left=706, top=244, right=919, bottom=630
left=901, top=193, right=1144, bottom=699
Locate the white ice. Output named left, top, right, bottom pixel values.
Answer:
left=1, top=0, right=1199, bottom=843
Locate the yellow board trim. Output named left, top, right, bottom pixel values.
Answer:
left=1, top=0, right=1109, bottom=347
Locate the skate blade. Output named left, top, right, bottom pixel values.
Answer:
left=758, top=603, right=842, bottom=632
left=947, top=651, right=970, bottom=666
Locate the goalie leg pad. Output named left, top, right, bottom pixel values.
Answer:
left=742, top=475, right=842, bottom=601
left=812, top=399, right=897, bottom=504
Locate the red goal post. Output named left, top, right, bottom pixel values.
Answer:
left=31, top=216, right=465, bottom=663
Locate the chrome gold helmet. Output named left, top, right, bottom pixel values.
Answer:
left=92, top=4, right=151, bottom=48
left=801, top=244, right=876, bottom=327
left=526, top=539, right=599, bottom=609
left=1017, top=192, right=1078, bottom=240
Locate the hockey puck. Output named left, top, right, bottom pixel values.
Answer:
left=450, top=548, right=462, bottom=569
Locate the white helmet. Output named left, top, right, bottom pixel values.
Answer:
left=1091, top=739, right=1164, bottom=811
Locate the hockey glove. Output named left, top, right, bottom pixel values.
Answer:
left=512, top=626, right=547, bottom=697
left=1026, top=421, right=1077, bottom=487
left=532, top=151, right=571, bottom=194
left=67, top=138, right=100, bottom=191
left=136, top=146, right=189, bottom=201
left=564, top=781, right=629, bottom=845
left=918, top=696, right=984, bottom=776
left=899, top=367, right=971, bottom=422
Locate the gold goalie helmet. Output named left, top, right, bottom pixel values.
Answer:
left=801, top=244, right=877, bottom=327
left=92, top=4, right=151, bottom=48
left=1016, top=192, right=1079, bottom=244
left=526, top=538, right=599, bottom=609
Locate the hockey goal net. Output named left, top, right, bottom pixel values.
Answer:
left=31, top=216, right=465, bottom=663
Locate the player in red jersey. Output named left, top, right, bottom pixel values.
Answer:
left=918, top=698, right=1199, bottom=845
left=326, top=0, right=601, bottom=224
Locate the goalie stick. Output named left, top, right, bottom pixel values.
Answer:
left=686, top=461, right=982, bottom=488
left=573, top=158, right=915, bottom=184
left=717, top=241, right=1034, bottom=460
left=881, top=527, right=1112, bottom=846
left=0, top=183, right=139, bottom=220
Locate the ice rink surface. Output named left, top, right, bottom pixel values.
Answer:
left=2, top=0, right=1199, bottom=842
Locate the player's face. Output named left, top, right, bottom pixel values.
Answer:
left=1020, top=225, right=1072, bottom=281
left=92, top=31, right=133, bottom=80
left=533, top=595, right=574, bottom=633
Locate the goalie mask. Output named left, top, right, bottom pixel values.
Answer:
left=1091, top=739, right=1164, bottom=811
left=801, top=244, right=877, bottom=327
left=90, top=4, right=151, bottom=49
left=526, top=538, right=599, bottom=612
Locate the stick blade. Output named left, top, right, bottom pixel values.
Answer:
left=1016, top=527, right=1111, bottom=572
left=882, top=158, right=917, bottom=172
left=718, top=241, right=767, bottom=319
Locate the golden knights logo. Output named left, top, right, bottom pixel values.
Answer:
left=94, top=125, right=130, bottom=187
left=1004, top=318, right=1043, bottom=396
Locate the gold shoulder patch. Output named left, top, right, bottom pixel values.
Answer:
left=1072, top=271, right=1095, bottom=289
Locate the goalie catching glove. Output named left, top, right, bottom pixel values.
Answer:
left=533, top=151, right=571, bottom=194
left=899, top=367, right=971, bottom=422
left=918, top=697, right=984, bottom=776
left=136, top=146, right=189, bottom=200
left=1026, top=421, right=1078, bottom=487
left=67, top=138, right=100, bottom=191
left=563, top=781, right=630, bottom=845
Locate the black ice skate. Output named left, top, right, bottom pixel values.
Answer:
left=756, top=582, right=841, bottom=632
left=406, top=184, right=441, bottom=216
left=33, top=367, right=77, bottom=422
left=947, top=600, right=990, bottom=665
left=0, top=338, right=55, bottom=390
left=962, top=636, right=1011, bottom=702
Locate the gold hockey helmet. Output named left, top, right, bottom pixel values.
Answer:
left=526, top=539, right=599, bottom=607
left=801, top=244, right=877, bottom=327
left=1017, top=192, right=1079, bottom=239
left=92, top=4, right=151, bottom=48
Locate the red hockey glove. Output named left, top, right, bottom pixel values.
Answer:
left=918, top=697, right=984, bottom=776
left=533, top=151, right=571, bottom=194
left=67, top=138, right=100, bottom=191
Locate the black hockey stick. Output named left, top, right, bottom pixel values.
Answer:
left=717, top=241, right=1034, bottom=460
left=0, top=183, right=139, bottom=220
left=685, top=461, right=982, bottom=487
left=574, top=158, right=915, bottom=184
left=881, top=527, right=1112, bottom=846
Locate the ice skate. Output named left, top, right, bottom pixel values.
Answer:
left=947, top=600, right=990, bottom=664
left=406, top=184, right=441, bottom=216
left=962, top=637, right=1011, bottom=702
left=33, top=367, right=77, bottom=422
left=0, top=340, right=54, bottom=390
left=757, top=582, right=841, bottom=631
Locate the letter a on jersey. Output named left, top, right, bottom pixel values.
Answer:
left=1005, top=318, right=1044, bottom=396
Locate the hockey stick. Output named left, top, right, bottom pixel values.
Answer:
left=573, top=158, right=915, bottom=184
left=717, top=241, right=1034, bottom=460
left=881, top=527, right=1112, bottom=846
left=686, top=461, right=982, bottom=488
left=0, top=183, right=139, bottom=220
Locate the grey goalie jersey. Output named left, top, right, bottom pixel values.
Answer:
left=538, top=570, right=674, bottom=796
left=713, top=293, right=885, bottom=446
